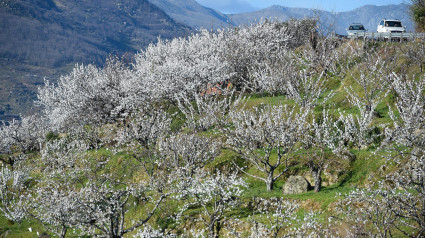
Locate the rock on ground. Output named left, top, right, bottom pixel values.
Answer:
left=282, top=176, right=312, bottom=195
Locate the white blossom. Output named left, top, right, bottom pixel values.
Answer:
left=224, top=104, right=308, bottom=191
left=176, top=170, right=247, bottom=237
left=0, top=166, right=28, bottom=222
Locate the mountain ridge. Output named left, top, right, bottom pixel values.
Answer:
left=147, top=0, right=231, bottom=30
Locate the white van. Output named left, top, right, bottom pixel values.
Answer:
left=377, top=19, right=406, bottom=33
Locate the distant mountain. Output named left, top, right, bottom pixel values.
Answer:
left=147, top=0, right=232, bottom=29
left=227, top=5, right=317, bottom=26
left=0, top=0, right=192, bottom=121
left=227, top=3, right=413, bottom=35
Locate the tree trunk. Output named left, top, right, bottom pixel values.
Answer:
left=215, top=219, right=221, bottom=238
left=208, top=220, right=216, bottom=238
left=60, top=226, right=67, bottom=238
left=266, top=172, right=274, bottom=191
left=312, top=168, right=322, bottom=192
left=111, top=216, right=119, bottom=238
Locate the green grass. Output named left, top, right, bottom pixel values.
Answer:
left=244, top=95, right=294, bottom=109
left=240, top=175, right=354, bottom=209
left=338, top=150, right=388, bottom=187
left=0, top=216, right=44, bottom=238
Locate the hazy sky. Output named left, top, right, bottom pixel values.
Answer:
left=195, top=0, right=408, bottom=14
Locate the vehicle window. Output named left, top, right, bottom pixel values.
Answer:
left=380, top=20, right=384, bottom=26
left=386, top=21, right=402, bottom=27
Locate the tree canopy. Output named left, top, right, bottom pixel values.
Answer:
left=410, top=0, right=425, bottom=32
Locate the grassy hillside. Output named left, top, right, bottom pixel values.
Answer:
left=0, top=20, right=424, bottom=237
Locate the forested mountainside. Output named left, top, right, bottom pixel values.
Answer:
left=0, top=0, right=191, bottom=121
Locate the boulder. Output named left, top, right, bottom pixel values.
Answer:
left=282, top=176, right=312, bottom=195
left=323, top=169, right=339, bottom=186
